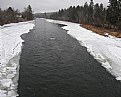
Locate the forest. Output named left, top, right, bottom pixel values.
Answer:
left=1, top=0, right=121, bottom=32
left=0, top=5, right=33, bottom=25
left=50, top=0, right=121, bottom=31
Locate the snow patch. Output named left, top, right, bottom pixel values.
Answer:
left=0, top=21, right=35, bottom=97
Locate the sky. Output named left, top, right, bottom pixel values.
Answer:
left=0, top=0, right=108, bottom=13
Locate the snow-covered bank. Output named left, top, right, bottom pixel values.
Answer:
left=47, top=19, right=121, bottom=81
left=0, top=21, right=35, bottom=97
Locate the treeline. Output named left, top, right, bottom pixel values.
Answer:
left=50, top=0, right=121, bottom=31
left=0, top=5, right=33, bottom=26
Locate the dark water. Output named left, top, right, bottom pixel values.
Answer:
left=18, top=19, right=121, bottom=97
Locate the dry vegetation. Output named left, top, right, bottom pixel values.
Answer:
left=81, top=24, right=121, bottom=38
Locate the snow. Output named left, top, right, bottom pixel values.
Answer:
left=1, top=18, right=120, bottom=96
left=1, top=79, right=12, bottom=88
left=0, top=21, right=35, bottom=97
left=47, top=19, right=121, bottom=81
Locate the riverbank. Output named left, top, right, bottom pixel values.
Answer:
left=18, top=18, right=121, bottom=97
left=81, top=24, right=121, bottom=38
left=47, top=19, right=121, bottom=81
left=0, top=21, right=35, bottom=97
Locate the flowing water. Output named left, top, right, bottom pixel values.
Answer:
left=18, top=19, right=121, bottom=97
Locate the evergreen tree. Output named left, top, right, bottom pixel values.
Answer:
left=93, top=3, right=104, bottom=26
left=23, top=5, right=33, bottom=20
left=99, top=3, right=104, bottom=20
left=67, top=6, right=74, bottom=21
left=49, top=0, right=121, bottom=30
left=58, top=9, right=65, bottom=20
left=27, top=5, right=33, bottom=20
left=88, top=0, right=94, bottom=24
left=117, top=0, right=121, bottom=30
left=83, top=2, right=89, bottom=23
left=94, top=3, right=100, bottom=26
left=0, top=8, right=3, bottom=25
left=76, top=5, right=81, bottom=23
left=106, top=0, right=119, bottom=25
left=6, top=7, right=15, bottom=23
left=118, top=0, right=121, bottom=21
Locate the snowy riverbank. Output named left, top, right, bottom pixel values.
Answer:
left=0, top=21, right=35, bottom=97
left=47, top=19, right=121, bottom=81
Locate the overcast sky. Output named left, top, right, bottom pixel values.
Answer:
left=0, top=0, right=108, bottom=13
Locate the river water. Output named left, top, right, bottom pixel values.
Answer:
left=18, top=19, right=121, bottom=97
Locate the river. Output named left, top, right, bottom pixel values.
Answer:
left=18, top=19, right=121, bottom=97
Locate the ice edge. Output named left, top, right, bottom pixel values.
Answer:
left=0, top=21, right=35, bottom=97
left=46, top=19, right=121, bottom=81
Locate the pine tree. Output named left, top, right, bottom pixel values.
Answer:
left=0, top=8, right=3, bottom=25
left=88, top=0, right=94, bottom=24
left=27, top=5, right=33, bottom=20
left=94, top=3, right=100, bottom=26
left=93, top=3, right=105, bottom=26
left=22, top=5, right=33, bottom=20
left=67, top=6, right=76, bottom=22
left=118, top=0, right=121, bottom=21
left=99, top=3, right=104, bottom=20
left=6, top=7, right=15, bottom=23
left=58, top=9, right=64, bottom=18
left=106, top=0, right=119, bottom=25
left=83, top=2, right=89, bottom=23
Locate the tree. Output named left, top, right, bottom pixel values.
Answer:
left=94, top=3, right=100, bottom=26
left=27, top=5, right=33, bottom=20
left=22, top=5, right=33, bottom=20
left=83, top=2, right=89, bottom=23
left=6, top=7, right=15, bottom=23
left=76, top=5, right=81, bottom=23
left=67, top=6, right=75, bottom=22
left=93, top=3, right=105, bottom=26
left=106, top=0, right=119, bottom=25
left=0, top=8, right=4, bottom=25
left=79, top=6, right=84, bottom=23
left=117, top=0, right=121, bottom=30
left=88, top=0, right=94, bottom=24
left=99, top=3, right=104, bottom=20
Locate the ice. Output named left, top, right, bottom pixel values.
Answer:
left=1, top=79, right=12, bottom=88
left=8, top=90, right=18, bottom=97
left=116, top=77, right=121, bottom=80
left=7, top=74, right=15, bottom=79
left=47, top=19, right=121, bottom=81
left=0, top=21, right=35, bottom=97
left=0, top=90, right=6, bottom=94
left=0, top=90, right=6, bottom=97
left=108, top=46, right=121, bottom=60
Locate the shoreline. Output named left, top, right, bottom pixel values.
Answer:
left=18, top=18, right=121, bottom=97
left=81, top=24, right=121, bottom=38
left=0, top=21, right=35, bottom=97
left=47, top=19, right=121, bottom=81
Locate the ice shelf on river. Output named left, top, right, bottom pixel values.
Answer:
left=0, top=21, right=35, bottom=97
left=47, top=19, right=121, bottom=81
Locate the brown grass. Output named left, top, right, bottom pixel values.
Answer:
left=81, top=24, right=121, bottom=38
